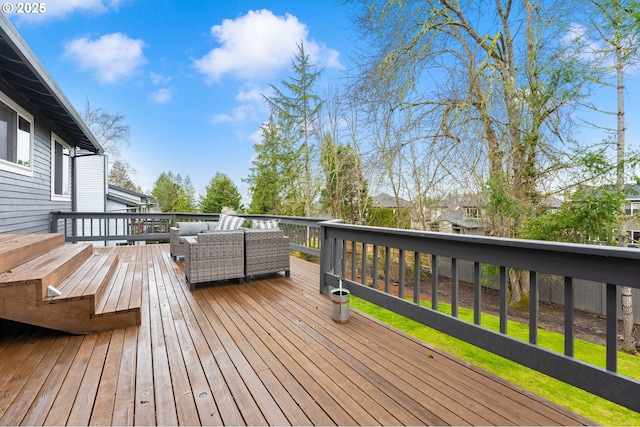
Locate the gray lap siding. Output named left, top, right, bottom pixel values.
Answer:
left=0, top=121, right=71, bottom=234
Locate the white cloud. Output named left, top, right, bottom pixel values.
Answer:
left=63, top=33, right=146, bottom=83
left=303, top=39, right=343, bottom=71
left=211, top=105, right=256, bottom=123
left=149, top=71, right=172, bottom=85
left=194, top=9, right=342, bottom=83
left=236, top=86, right=265, bottom=103
left=320, top=46, right=342, bottom=69
left=250, top=128, right=263, bottom=144
left=149, top=88, right=172, bottom=104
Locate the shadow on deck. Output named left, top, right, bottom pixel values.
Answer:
left=0, top=244, right=593, bottom=425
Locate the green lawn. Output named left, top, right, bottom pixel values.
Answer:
left=350, top=297, right=640, bottom=425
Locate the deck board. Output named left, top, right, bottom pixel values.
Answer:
left=43, top=333, right=99, bottom=426
left=0, top=243, right=594, bottom=426
left=19, top=334, right=84, bottom=426
left=66, top=332, right=111, bottom=426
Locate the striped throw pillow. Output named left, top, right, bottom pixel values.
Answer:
left=216, top=214, right=245, bottom=230
left=250, top=219, right=280, bottom=230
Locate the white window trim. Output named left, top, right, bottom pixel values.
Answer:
left=0, top=90, right=34, bottom=177
left=51, top=132, right=71, bottom=201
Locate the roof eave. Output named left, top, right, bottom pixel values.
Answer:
left=0, top=14, right=104, bottom=155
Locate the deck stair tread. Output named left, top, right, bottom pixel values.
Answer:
left=94, top=247, right=142, bottom=316
left=0, top=233, right=65, bottom=273
left=0, top=243, right=93, bottom=298
left=49, top=249, right=120, bottom=304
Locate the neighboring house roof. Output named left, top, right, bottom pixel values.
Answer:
left=543, top=195, right=563, bottom=209
left=435, top=193, right=487, bottom=209
left=624, top=184, right=640, bottom=200
left=107, top=193, right=141, bottom=209
left=107, top=184, right=154, bottom=208
left=109, top=184, right=150, bottom=199
left=0, top=14, right=103, bottom=154
left=372, top=193, right=411, bottom=208
left=435, top=210, right=481, bottom=229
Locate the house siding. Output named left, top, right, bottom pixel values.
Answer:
left=76, top=154, right=107, bottom=212
left=75, top=154, right=108, bottom=243
left=0, top=116, right=71, bottom=234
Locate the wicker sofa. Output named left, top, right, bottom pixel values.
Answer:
left=184, top=230, right=245, bottom=290
left=170, top=221, right=218, bottom=260
left=181, top=215, right=291, bottom=290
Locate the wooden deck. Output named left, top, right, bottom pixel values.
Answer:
left=0, top=244, right=593, bottom=426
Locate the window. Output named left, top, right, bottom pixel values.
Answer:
left=627, top=230, right=640, bottom=246
left=0, top=92, right=33, bottom=175
left=624, top=201, right=640, bottom=215
left=464, top=207, right=480, bottom=219
left=51, top=134, right=71, bottom=200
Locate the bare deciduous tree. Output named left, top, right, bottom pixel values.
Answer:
left=347, top=0, right=592, bottom=304
left=82, top=98, right=130, bottom=158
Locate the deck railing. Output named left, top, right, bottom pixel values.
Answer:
left=50, top=211, right=640, bottom=412
left=50, top=211, right=325, bottom=256
left=318, top=220, right=640, bottom=412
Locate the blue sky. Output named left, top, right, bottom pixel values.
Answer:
left=7, top=0, right=354, bottom=202
left=6, top=1, right=640, bottom=205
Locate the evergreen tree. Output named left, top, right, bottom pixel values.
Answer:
left=179, top=175, right=198, bottom=212
left=245, top=120, right=286, bottom=214
left=200, top=172, right=242, bottom=213
left=151, top=171, right=197, bottom=213
left=263, top=42, right=323, bottom=216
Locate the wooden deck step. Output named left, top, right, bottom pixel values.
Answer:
left=94, top=246, right=142, bottom=316
left=42, top=246, right=141, bottom=333
left=48, top=249, right=120, bottom=305
left=0, top=245, right=140, bottom=334
left=0, top=243, right=94, bottom=300
left=86, top=246, right=142, bottom=333
left=0, top=233, right=65, bottom=273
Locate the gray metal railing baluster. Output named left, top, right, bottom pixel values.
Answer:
left=500, top=266, right=507, bottom=334
left=431, top=254, right=438, bottom=310
left=474, top=261, right=481, bottom=325
left=565, top=277, right=574, bottom=357
left=530, top=271, right=539, bottom=345
left=451, top=258, right=458, bottom=317
left=414, top=252, right=420, bottom=304
left=606, top=283, right=617, bottom=372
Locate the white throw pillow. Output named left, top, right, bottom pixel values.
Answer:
left=250, top=219, right=280, bottom=230
left=216, top=214, right=245, bottom=230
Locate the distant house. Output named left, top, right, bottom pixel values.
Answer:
left=107, top=184, right=154, bottom=213
left=370, top=193, right=412, bottom=228
left=422, top=192, right=564, bottom=235
left=0, top=14, right=103, bottom=234
left=103, top=184, right=156, bottom=246
left=428, top=193, right=487, bottom=235
left=620, top=184, right=640, bottom=245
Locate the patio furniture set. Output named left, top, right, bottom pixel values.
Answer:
left=170, top=215, right=290, bottom=290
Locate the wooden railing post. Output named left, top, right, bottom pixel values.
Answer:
left=319, top=221, right=331, bottom=295
left=50, top=211, right=59, bottom=233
